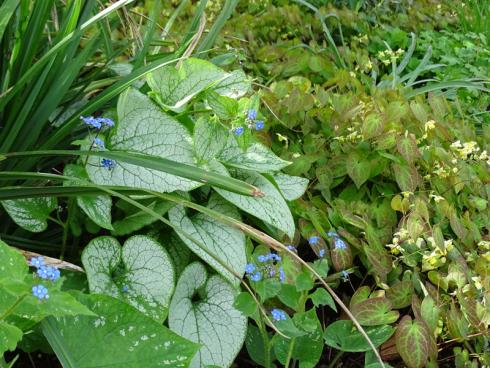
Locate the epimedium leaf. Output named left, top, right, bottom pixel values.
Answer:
left=111, top=200, right=174, bottom=236
left=396, top=133, right=420, bottom=164
left=351, top=297, right=400, bottom=326
left=81, top=235, right=175, bottom=322
left=395, top=316, right=431, bottom=368
left=270, top=172, right=309, bottom=201
left=1, top=197, right=56, bottom=233
left=169, top=262, right=247, bottom=368
left=64, top=164, right=113, bottom=230
left=211, top=161, right=295, bottom=238
left=0, top=321, right=23, bottom=356
left=147, top=58, right=229, bottom=111
left=346, top=152, right=371, bottom=189
left=324, top=320, right=395, bottom=352
left=219, top=139, right=291, bottom=173
left=194, top=118, right=229, bottom=163
left=86, top=88, right=200, bottom=193
left=42, top=292, right=199, bottom=368
left=386, top=280, right=413, bottom=309
left=168, top=193, right=246, bottom=287
left=0, top=240, right=28, bottom=281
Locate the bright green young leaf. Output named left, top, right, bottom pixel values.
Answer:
left=324, top=320, right=395, bottom=352
left=351, top=297, right=400, bottom=326
left=64, top=164, right=113, bottom=230
left=255, top=278, right=282, bottom=301
left=169, top=262, right=247, bottom=368
left=386, top=281, right=413, bottom=309
left=233, top=292, right=257, bottom=317
left=147, top=58, right=229, bottom=111
left=81, top=235, right=175, bottom=322
left=246, top=325, right=274, bottom=367
left=206, top=90, right=238, bottom=120
left=168, top=194, right=246, bottom=287
left=211, top=161, right=295, bottom=238
left=270, top=172, right=309, bottom=201
left=0, top=321, right=23, bottom=356
left=346, top=152, right=371, bottom=189
left=42, top=293, right=199, bottom=368
left=420, top=296, right=440, bottom=333
left=278, top=284, right=302, bottom=310
left=309, top=288, right=336, bottom=312
left=86, top=88, right=200, bottom=193
left=0, top=240, right=28, bottom=281
left=194, top=119, right=229, bottom=163
left=112, top=200, right=174, bottom=236
left=219, top=139, right=291, bottom=173
left=1, top=197, right=56, bottom=233
left=395, top=316, right=431, bottom=368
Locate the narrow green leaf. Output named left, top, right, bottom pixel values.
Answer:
left=0, top=0, right=19, bottom=41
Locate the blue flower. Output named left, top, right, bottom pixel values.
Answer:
left=250, top=271, right=262, bottom=282
left=245, top=263, right=256, bottom=274
left=334, top=238, right=347, bottom=250
left=247, top=109, right=257, bottom=120
left=37, top=266, right=49, bottom=279
left=81, top=116, right=102, bottom=129
left=308, top=236, right=319, bottom=245
left=46, top=266, right=60, bottom=281
left=254, top=121, right=264, bottom=130
left=279, top=267, right=285, bottom=283
left=271, top=308, right=287, bottom=321
left=257, top=255, right=268, bottom=263
left=32, top=285, right=49, bottom=300
left=30, top=256, right=45, bottom=268
left=93, top=138, right=105, bottom=148
left=234, top=126, right=245, bottom=136
left=101, top=158, right=116, bottom=170
left=98, top=117, right=115, bottom=128
left=286, top=245, right=296, bottom=252
left=121, top=285, right=129, bottom=293
left=269, top=253, right=281, bottom=262
left=327, top=231, right=338, bottom=237
left=341, top=270, right=349, bottom=280
left=319, top=249, right=325, bottom=258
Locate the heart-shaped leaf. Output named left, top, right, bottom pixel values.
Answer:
left=82, top=235, right=175, bottom=322
left=346, top=152, right=371, bottom=189
left=211, top=161, right=295, bottom=238
left=168, top=194, right=246, bottom=286
left=87, top=88, right=200, bottom=193
left=386, top=280, right=413, bottom=309
left=351, top=297, right=400, bottom=326
left=395, top=316, right=431, bottom=368
left=43, top=293, right=199, bottom=368
left=0, top=321, right=23, bottom=356
left=169, top=262, right=247, bottom=368
left=324, top=320, right=395, bottom=352
left=1, top=197, right=56, bottom=233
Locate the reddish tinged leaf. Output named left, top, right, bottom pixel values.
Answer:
left=392, top=163, right=421, bottom=192
left=349, top=286, right=371, bottom=309
left=386, top=281, right=413, bottom=309
left=395, top=316, right=430, bottom=368
left=396, top=133, right=420, bottom=163
left=330, top=244, right=353, bottom=272
left=351, top=297, right=400, bottom=326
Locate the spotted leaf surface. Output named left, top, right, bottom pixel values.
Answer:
left=168, top=194, right=246, bottom=287
left=270, top=173, right=309, bottom=201
left=1, top=197, right=56, bottom=233
left=82, top=235, right=175, bottom=322
left=169, top=262, right=247, bottom=368
left=87, top=88, right=200, bottom=193
left=43, top=293, right=198, bottom=368
left=0, top=240, right=27, bottom=281
left=395, top=316, right=431, bottom=368
left=0, top=321, right=22, bottom=356
left=211, top=161, right=295, bottom=238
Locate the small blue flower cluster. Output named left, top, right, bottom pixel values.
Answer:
left=81, top=116, right=115, bottom=130
left=245, top=252, right=286, bottom=283
left=234, top=109, right=265, bottom=136
left=29, top=256, right=61, bottom=300
left=101, top=158, right=116, bottom=170
left=308, top=236, right=327, bottom=258
left=93, top=137, right=105, bottom=149
left=328, top=231, right=347, bottom=250
left=271, top=308, right=287, bottom=321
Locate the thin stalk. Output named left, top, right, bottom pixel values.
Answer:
left=0, top=294, right=27, bottom=321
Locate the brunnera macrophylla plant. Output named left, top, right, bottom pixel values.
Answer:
left=0, top=57, right=312, bottom=366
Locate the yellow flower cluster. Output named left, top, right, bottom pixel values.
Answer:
left=333, top=125, right=364, bottom=143
left=422, top=238, right=454, bottom=271
left=377, top=49, right=404, bottom=66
